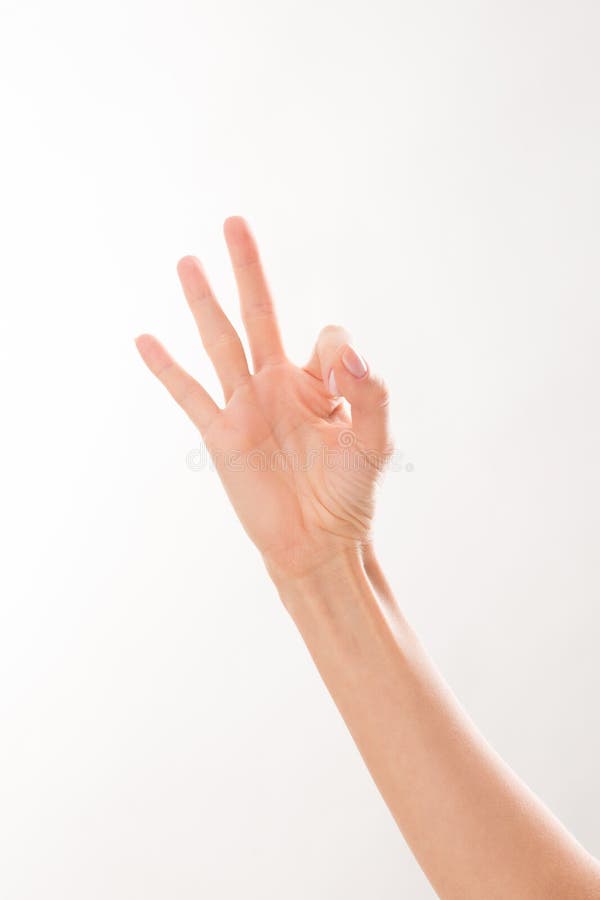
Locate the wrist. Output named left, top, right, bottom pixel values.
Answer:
left=271, top=546, right=367, bottom=611
left=269, top=543, right=405, bottom=645
left=271, top=543, right=416, bottom=696
left=267, top=536, right=389, bottom=588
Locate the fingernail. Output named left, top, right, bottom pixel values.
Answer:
left=342, top=345, right=368, bottom=378
left=328, top=368, right=339, bottom=396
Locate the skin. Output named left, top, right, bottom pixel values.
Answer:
left=136, top=216, right=600, bottom=899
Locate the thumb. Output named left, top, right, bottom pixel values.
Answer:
left=305, top=326, right=392, bottom=457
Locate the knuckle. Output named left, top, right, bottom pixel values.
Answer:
left=242, top=302, right=275, bottom=321
left=155, top=359, right=176, bottom=380
left=204, top=331, right=240, bottom=351
left=234, top=254, right=260, bottom=272
left=369, top=374, right=390, bottom=407
left=189, top=289, right=213, bottom=307
left=174, top=381, right=197, bottom=407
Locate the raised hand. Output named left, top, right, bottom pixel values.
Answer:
left=135, top=216, right=392, bottom=583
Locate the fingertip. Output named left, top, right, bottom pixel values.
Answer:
left=176, top=255, right=200, bottom=278
left=134, top=333, right=171, bottom=373
left=134, top=333, right=156, bottom=366
left=223, top=215, right=247, bottom=235
left=322, top=323, right=348, bottom=337
left=341, top=344, right=368, bottom=380
left=223, top=216, right=262, bottom=273
left=134, top=333, right=153, bottom=352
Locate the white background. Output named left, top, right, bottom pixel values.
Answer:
left=1, top=1, right=599, bottom=897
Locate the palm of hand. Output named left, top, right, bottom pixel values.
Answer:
left=205, top=361, right=380, bottom=573
left=136, top=217, right=390, bottom=579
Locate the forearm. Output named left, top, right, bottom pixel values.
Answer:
left=274, top=549, right=600, bottom=900
left=140, top=216, right=599, bottom=895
